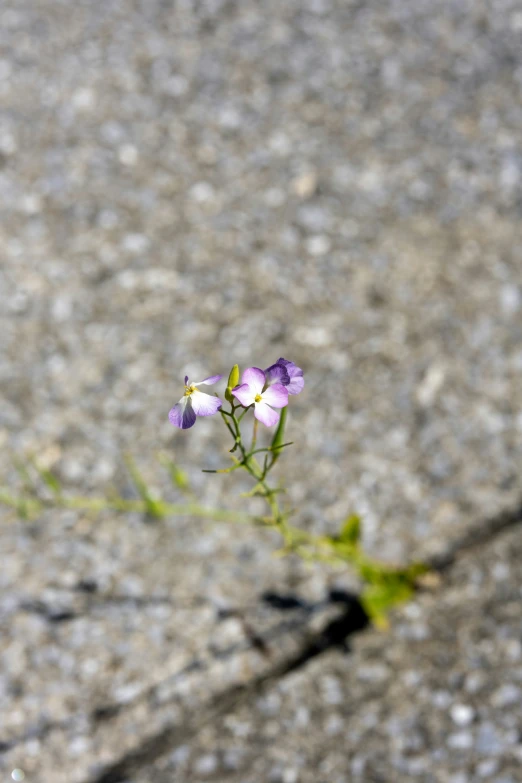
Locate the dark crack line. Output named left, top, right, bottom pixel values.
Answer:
left=8, top=588, right=297, bottom=625
left=4, top=501, right=522, bottom=772
left=87, top=593, right=369, bottom=783
left=0, top=605, right=316, bottom=754
left=84, top=501, right=522, bottom=783
left=17, top=600, right=78, bottom=623
left=427, top=500, right=522, bottom=572
left=12, top=595, right=175, bottom=625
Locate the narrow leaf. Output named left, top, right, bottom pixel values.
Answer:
left=158, top=453, right=190, bottom=492
left=270, top=406, right=288, bottom=463
left=36, top=466, right=62, bottom=495
left=124, top=455, right=164, bottom=519
left=338, top=514, right=361, bottom=546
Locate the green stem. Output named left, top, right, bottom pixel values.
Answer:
left=217, top=402, right=295, bottom=544
left=0, top=488, right=257, bottom=525
left=237, top=406, right=253, bottom=423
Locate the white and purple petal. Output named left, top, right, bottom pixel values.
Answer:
left=169, top=396, right=197, bottom=429
left=231, top=383, right=255, bottom=407
left=240, top=367, right=266, bottom=396
left=261, top=383, right=288, bottom=408
left=254, top=400, right=280, bottom=427
left=286, top=374, right=304, bottom=395
left=275, top=358, right=304, bottom=395
left=192, top=374, right=222, bottom=386
left=184, top=375, right=189, bottom=385
left=190, top=389, right=222, bottom=417
left=264, top=363, right=290, bottom=387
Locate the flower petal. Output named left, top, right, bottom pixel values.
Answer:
left=241, top=367, right=266, bottom=396
left=184, top=375, right=189, bottom=386
left=264, top=363, right=290, bottom=387
left=286, top=363, right=304, bottom=379
left=286, top=374, right=304, bottom=395
left=231, top=383, right=255, bottom=407
left=169, top=396, right=196, bottom=429
left=261, top=383, right=288, bottom=408
left=276, top=358, right=304, bottom=394
left=168, top=396, right=187, bottom=428
left=254, top=400, right=280, bottom=427
left=192, top=374, right=222, bottom=386
left=190, top=389, right=222, bottom=416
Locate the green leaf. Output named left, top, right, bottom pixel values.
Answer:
left=124, top=455, right=164, bottom=519
left=404, top=560, right=430, bottom=581
left=26, top=457, right=62, bottom=496
left=158, top=453, right=190, bottom=492
left=36, top=466, right=62, bottom=495
left=0, top=489, right=42, bottom=520
left=338, top=514, right=361, bottom=546
left=361, top=578, right=416, bottom=628
left=270, top=406, right=288, bottom=463
left=225, top=364, right=240, bottom=403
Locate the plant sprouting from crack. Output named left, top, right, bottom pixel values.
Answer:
left=0, top=360, right=429, bottom=626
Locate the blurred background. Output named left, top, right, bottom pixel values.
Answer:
left=1, top=1, right=522, bottom=781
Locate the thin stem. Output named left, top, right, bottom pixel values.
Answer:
left=0, top=489, right=257, bottom=524
left=218, top=402, right=288, bottom=531
left=220, top=410, right=236, bottom=438
left=237, top=406, right=253, bottom=423
left=202, top=461, right=243, bottom=474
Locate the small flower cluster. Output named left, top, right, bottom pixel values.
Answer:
left=169, top=358, right=304, bottom=430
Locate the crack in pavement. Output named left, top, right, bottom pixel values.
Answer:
left=10, top=594, right=188, bottom=625
left=88, top=593, right=369, bottom=783
left=0, top=600, right=317, bottom=754
left=3, top=499, right=522, bottom=778
left=425, top=499, right=522, bottom=572
left=83, top=498, right=522, bottom=783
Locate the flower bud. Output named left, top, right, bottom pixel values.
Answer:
left=225, top=364, right=240, bottom=403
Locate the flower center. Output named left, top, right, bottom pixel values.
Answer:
left=254, top=394, right=263, bottom=403
left=184, top=385, right=196, bottom=396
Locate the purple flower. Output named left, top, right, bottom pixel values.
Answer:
left=232, top=367, right=288, bottom=427
left=265, top=358, right=304, bottom=395
left=169, top=374, right=222, bottom=430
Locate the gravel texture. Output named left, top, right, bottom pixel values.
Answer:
left=1, top=0, right=522, bottom=780
left=0, top=506, right=348, bottom=783
left=131, top=524, right=522, bottom=783
left=1, top=0, right=522, bottom=558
